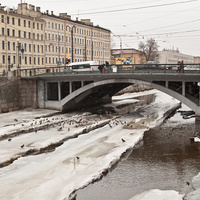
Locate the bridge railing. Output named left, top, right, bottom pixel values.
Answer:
left=3, top=63, right=200, bottom=78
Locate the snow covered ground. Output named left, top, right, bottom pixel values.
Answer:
left=0, top=89, right=199, bottom=200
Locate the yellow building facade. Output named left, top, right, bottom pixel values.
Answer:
left=0, top=3, right=111, bottom=74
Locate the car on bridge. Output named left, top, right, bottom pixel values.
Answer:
left=135, top=61, right=165, bottom=70
left=184, top=65, right=200, bottom=70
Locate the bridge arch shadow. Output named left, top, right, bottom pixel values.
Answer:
left=60, top=79, right=199, bottom=115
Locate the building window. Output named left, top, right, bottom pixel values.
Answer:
left=12, top=17, right=15, bottom=25
left=33, top=22, right=35, bottom=29
left=41, top=24, right=43, bottom=30
left=8, top=41, right=10, bottom=50
left=29, top=57, right=32, bottom=64
left=37, top=34, right=39, bottom=40
left=24, top=20, right=26, bottom=27
left=12, top=29, right=15, bottom=37
left=13, top=42, right=16, bottom=51
left=34, top=57, right=36, bottom=65
left=1, top=15, right=4, bottom=23
left=24, top=43, right=27, bottom=52
left=41, top=34, right=43, bottom=41
left=33, top=33, right=35, bottom=39
left=18, top=30, right=21, bottom=37
left=13, top=55, right=16, bottom=64
left=2, top=28, right=4, bottom=35
left=37, top=23, right=39, bottom=30
left=33, top=44, right=35, bottom=52
left=18, top=19, right=21, bottom=26
left=38, top=57, right=40, bottom=65
left=2, top=55, right=5, bottom=64
left=28, top=21, right=31, bottom=28
left=41, top=45, right=43, bottom=53
left=28, top=32, right=31, bottom=39
left=7, top=16, right=9, bottom=24
left=37, top=45, right=40, bottom=53
left=25, top=56, right=27, bottom=64
left=24, top=31, right=26, bottom=38
left=29, top=44, right=31, bottom=52
left=42, top=57, right=44, bottom=65
left=2, top=41, right=5, bottom=50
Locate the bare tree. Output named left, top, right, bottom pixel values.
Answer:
left=138, top=38, right=159, bottom=62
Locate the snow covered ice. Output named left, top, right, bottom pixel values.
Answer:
left=0, top=89, right=199, bottom=200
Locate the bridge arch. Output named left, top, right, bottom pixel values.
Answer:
left=60, top=78, right=200, bottom=115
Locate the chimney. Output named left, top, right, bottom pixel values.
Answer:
left=59, top=13, right=71, bottom=20
left=76, top=17, right=78, bottom=21
left=46, top=10, right=49, bottom=15
left=51, top=11, right=54, bottom=15
left=36, top=7, right=41, bottom=12
left=29, top=4, right=35, bottom=11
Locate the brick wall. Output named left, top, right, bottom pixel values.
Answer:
left=0, top=79, right=37, bottom=113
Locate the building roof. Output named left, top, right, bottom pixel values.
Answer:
left=111, top=48, right=141, bottom=55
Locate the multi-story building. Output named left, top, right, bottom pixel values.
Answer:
left=111, top=48, right=145, bottom=65
left=0, top=3, right=111, bottom=73
left=158, top=50, right=194, bottom=64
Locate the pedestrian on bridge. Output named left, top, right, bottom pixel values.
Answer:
left=177, top=60, right=181, bottom=73
left=180, top=60, right=185, bottom=73
left=98, top=65, right=104, bottom=73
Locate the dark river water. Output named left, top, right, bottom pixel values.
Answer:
left=76, top=96, right=200, bottom=200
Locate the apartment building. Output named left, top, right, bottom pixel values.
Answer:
left=0, top=3, right=111, bottom=73
left=111, top=48, right=145, bottom=65
left=158, top=50, right=194, bottom=64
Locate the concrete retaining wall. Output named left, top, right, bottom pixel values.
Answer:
left=0, top=79, right=37, bottom=113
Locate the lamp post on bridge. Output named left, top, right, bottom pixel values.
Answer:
left=66, top=25, right=76, bottom=64
left=198, top=82, right=200, bottom=106
left=71, top=25, right=76, bottom=63
left=16, top=39, right=24, bottom=77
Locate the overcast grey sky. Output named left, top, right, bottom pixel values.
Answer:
left=1, top=0, right=200, bottom=56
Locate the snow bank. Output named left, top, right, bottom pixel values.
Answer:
left=0, top=89, right=197, bottom=200
left=183, top=172, right=200, bottom=200
left=129, top=189, right=183, bottom=200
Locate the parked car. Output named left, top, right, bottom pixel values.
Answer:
left=135, top=61, right=165, bottom=70
left=184, top=65, right=200, bottom=70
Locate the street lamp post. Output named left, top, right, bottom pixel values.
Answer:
left=71, top=25, right=76, bottom=63
left=16, top=39, right=24, bottom=69
left=16, top=39, right=24, bottom=77
left=17, top=39, right=20, bottom=69
left=120, top=36, right=122, bottom=65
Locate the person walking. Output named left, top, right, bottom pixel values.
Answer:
left=98, top=65, right=104, bottom=73
left=177, top=60, right=181, bottom=73
left=180, top=60, right=185, bottom=73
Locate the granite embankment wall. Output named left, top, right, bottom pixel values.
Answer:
left=0, top=79, right=37, bottom=113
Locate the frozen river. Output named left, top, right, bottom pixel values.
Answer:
left=0, top=89, right=199, bottom=200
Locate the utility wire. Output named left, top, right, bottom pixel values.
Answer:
left=70, top=0, right=198, bottom=15
left=139, top=18, right=200, bottom=33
